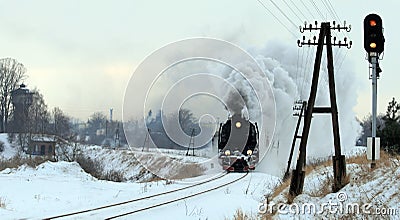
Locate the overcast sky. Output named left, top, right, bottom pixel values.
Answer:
left=0, top=0, right=398, bottom=121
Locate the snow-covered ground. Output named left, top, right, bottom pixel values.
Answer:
left=268, top=150, right=400, bottom=220
left=1, top=134, right=399, bottom=220
left=0, top=134, right=280, bottom=219
left=0, top=161, right=279, bottom=219
left=80, top=145, right=221, bottom=182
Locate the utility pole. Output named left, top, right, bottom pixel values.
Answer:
left=142, top=128, right=150, bottom=152
left=186, top=128, right=196, bottom=156
left=114, top=122, right=120, bottom=148
left=289, top=21, right=352, bottom=197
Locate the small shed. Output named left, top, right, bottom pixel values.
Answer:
left=28, top=135, right=57, bottom=156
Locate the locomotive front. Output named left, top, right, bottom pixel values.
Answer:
left=217, top=114, right=259, bottom=172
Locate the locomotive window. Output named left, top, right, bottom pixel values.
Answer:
left=220, top=124, right=231, bottom=142
left=250, top=125, right=255, bottom=137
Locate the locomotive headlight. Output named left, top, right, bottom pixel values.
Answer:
left=224, top=150, right=231, bottom=156
left=235, top=121, right=241, bottom=128
left=247, top=149, right=253, bottom=155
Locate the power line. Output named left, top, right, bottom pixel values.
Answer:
left=268, top=0, right=298, bottom=29
left=295, top=47, right=301, bottom=99
left=301, top=45, right=313, bottom=99
left=309, top=0, right=325, bottom=20
left=288, top=0, right=309, bottom=22
left=281, top=0, right=304, bottom=24
left=299, top=0, right=316, bottom=19
left=255, top=0, right=298, bottom=38
left=335, top=48, right=349, bottom=73
left=321, top=0, right=337, bottom=21
left=326, top=0, right=342, bottom=24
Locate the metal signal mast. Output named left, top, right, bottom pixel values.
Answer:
left=289, top=21, right=352, bottom=197
left=363, top=14, right=385, bottom=168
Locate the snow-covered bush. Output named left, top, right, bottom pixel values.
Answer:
left=0, top=141, right=4, bottom=153
left=75, top=155, right=126, bottom=182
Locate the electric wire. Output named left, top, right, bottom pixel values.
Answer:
left=335, top=48, right=349, bottom=73
left=321, top=0, right=338, bottom=22
left=326, top=0, right=342, bottom=24
left=281, top=0, right=304, bottom=24
left=268, top=0, right=299, bottom=29
left=300, top=45, right=312, bottom=99
left=295, top=48, right=300, bottom=99
left=256, top=0, right=298, bottom=38
left=309, top=0, right=325, bottom=20
left=255, top=0, right=349, bottom=100
left=288, top=0, right=309, bottom=22
left=299, top=0, right=316, bottom=19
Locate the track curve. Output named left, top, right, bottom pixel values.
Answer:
left=43, top=172, right=229, bottom=219
left=105, top=172, right=248, bottom=219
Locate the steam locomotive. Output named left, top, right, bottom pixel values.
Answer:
left=218, top=114, right=259, bottom=172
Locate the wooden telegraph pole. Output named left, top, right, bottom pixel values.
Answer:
left=289, top=21, right=352, bottom=197
left=186, top=128, right=196, bottom=156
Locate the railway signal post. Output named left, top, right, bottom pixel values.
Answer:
left=289, top=21, right=352, bottom=197
left=283, top=100, right=306, bottom=181
left=363, top=14, right=385, bottom=168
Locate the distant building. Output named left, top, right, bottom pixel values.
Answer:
left=28, top=135, right=57, bottom=157
left=11, top=84, right=33, bottom=133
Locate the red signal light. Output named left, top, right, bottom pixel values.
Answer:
left=364, top=14, right=384, bottom=54
left=369, top=20, right=377, bottom=27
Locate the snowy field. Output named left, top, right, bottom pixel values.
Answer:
left=0, top=161, right=279, bottom=219
left=0, top=134, right=280, bottom=219
left=269, top=150, right=400, bottom=220
left=1, top=133, right=400, bottom=220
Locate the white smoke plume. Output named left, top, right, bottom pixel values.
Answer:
left=143, top=39, right=361, bottom=178
left=247, top=41, right=361, bottom=176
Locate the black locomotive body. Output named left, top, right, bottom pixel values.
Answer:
left=218, top=114, right=259, bottom=172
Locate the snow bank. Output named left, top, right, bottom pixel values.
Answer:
left=267, top=157, right=400, bottom=220
left=1, top=161, right=95, bottom=181
left=80, top=146, right=213, bottom=182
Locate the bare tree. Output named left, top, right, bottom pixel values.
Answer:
left=52, top=107, right=71, bottom=137
left=0, top=58, right=27, bottom=132
left=55, top=134, right=81, bottom=162
left=87, top=112, right=107, bottom=144
left=28, top=89, right=51, bottom=134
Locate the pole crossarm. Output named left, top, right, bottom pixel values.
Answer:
left=298, top=36, right=352, bottom=49
left=300, top=21, right=351, bottom=33
left=299, top=21, right=352, bottom=49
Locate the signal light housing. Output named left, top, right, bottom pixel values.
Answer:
left=364, top=14, right=385, bottom=54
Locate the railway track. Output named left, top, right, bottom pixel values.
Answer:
left=43, top=172, right=247, bottom=219
left=105, top=172, right=248, bottom=219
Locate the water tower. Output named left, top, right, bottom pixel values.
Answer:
left=11, top=84, right=33, bottom=133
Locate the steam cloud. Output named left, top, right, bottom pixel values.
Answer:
left=147, top=39, right=361, bottom=178
left=220, top=41, right=361, bottom=176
